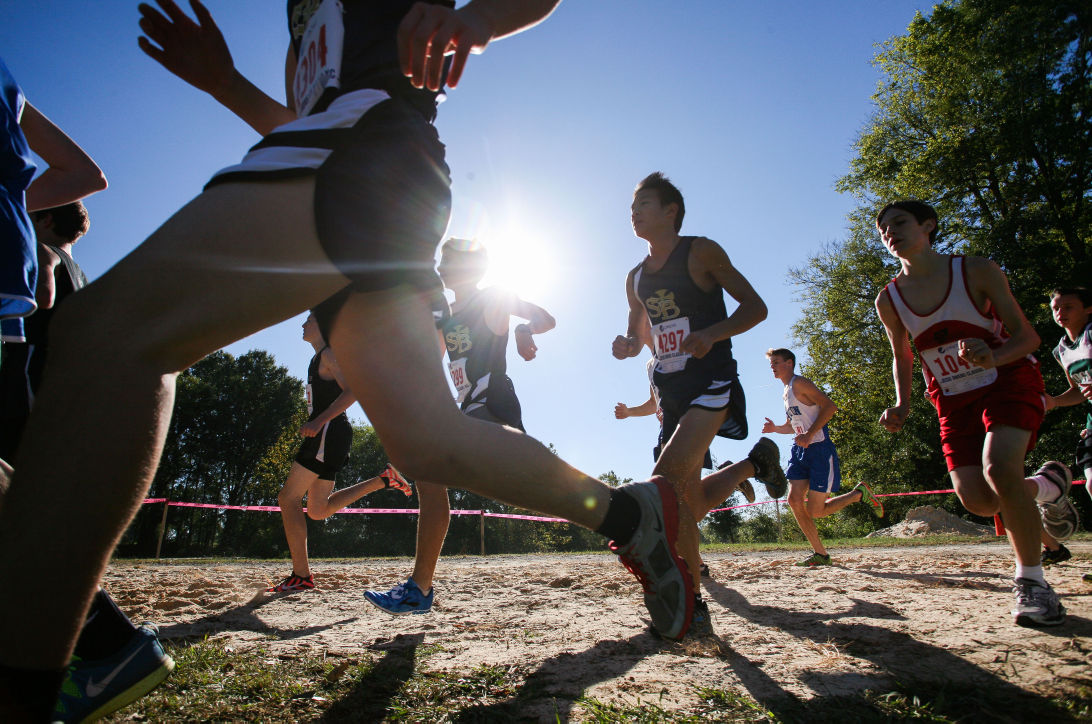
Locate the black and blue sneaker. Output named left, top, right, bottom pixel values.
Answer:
left=364, top=577, right=434, bottom=615
left=53, top=624, right=174, bottom=723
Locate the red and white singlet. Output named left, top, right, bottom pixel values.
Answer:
left=884, top=255, right=1038, bottom=416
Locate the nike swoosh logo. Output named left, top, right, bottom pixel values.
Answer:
left=85, top=644, right=146, bottom=697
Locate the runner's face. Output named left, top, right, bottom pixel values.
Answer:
left=438, top=252, right=484, bottom=289
left=768, top=355, right=792, bottom=378
left=877, top=209, right=933, bottom=258
left=302, top=314, right=321, bottom=344
left=1050, top=294, right=1090, bottom=330
left=631, top=189, right=675, bottom=239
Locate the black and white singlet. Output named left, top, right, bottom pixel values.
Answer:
left=441, top=287, right=524, bottom=430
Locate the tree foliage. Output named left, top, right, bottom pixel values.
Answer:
left=791, top=0, right=1092, bottom=526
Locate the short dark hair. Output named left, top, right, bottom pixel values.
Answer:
left=635, top=172, right=685, bottom=232
left=876, top=200, right=938, bottom=245
left=766, top=347, right=795, bottom=365
left=440, top=237, right=489, bottom=277
left=1049, top=286, right=1092, bottom=307
left=33, top=201, right=89, bottom=244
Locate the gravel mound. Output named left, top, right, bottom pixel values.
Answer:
left=867, top=505, right=994, bottom=538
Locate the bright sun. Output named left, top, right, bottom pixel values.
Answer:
left=444, top=200, right=556, bottom=300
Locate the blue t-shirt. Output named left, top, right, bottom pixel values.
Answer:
left=0, top=56, right=38, bottom=342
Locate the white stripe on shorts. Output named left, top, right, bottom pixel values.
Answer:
left=819, top=454, right=837, bottom=494
left=691, top=379, right=732, bottom=410
left=209, top=89, right=390, bottom=181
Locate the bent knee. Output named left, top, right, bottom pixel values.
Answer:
left=955, top=492, right=998, bottom=516
left=278, top=488, right=304, bottom=506
left=306, top=504, right=333, bottom=520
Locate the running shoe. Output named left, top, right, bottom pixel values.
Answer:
left=363, top=577, right=434, bottom=615
left=747, top=437, right=788, bottom=499
left=380, top=463, right=413, bottom=497
left=699, top=561, right=711, bottom=578
left=53, top=625, right=174, bottom=723
left=1041, top=544, right=1072, bottom=566
left=1035, top=461, right=1080, bottom=542
left=795, top=552, right=832, bottom=567
left=715, top=459, right=756, bottom=504
left=854, top=482, right=885, bottom=518
left=738, top=478, right=756, bottom=504
left=688, top=595, right=713, bottom=638
left=1012, top=578, right=1065, bottom=627
left=266, top=573, right=314, bottom=593
left=609, top=476, right=695, bottom=640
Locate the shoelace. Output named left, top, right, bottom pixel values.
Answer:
left=609, top=542, right=654, bottom=594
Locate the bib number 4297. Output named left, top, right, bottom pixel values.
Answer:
left=652, top=317, right=691, bottom=374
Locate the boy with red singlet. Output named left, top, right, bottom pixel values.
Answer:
left=874, top=200, right=1077, bottom=627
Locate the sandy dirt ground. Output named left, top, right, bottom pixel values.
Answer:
left=103, top=542, right=1092, bottom=720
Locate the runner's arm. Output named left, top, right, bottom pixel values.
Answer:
left=761, top=416, right=793, bottom=435
left=511, top=297, right=556, bottom=361
left=1046, top=365, right=1090, bottom=409
left=876, top=288, right=913, bottom=432
left=138, top=0, right=297, bottom=135
left=614, top=268, right=649, bottom=359
left=680, top=238, right=767, bottom=358
left=301, top=349, right=357, bottom=437
left=398, top=0, right=561, bottom=90
left=615, top=392, right=658, bottom=419
left=958, top=257, right=1039, bottom=370
left=19, top=102, right=107, bottom=211
left=34, top=244, right=60, bottom=310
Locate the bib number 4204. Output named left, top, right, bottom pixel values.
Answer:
left=293, top=0, right=344, bottom=116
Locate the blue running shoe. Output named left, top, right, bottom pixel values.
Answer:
left=364, top=577, right=434, bottom=615
left=53, top=625, right=174, bottom=723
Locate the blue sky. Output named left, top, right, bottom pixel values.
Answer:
left=1, top=1, right=935, bottom=497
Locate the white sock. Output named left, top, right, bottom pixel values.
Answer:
left=1030, top=475, right=1061, bottom=503
left=1015, top=563, right=1046, bottom=585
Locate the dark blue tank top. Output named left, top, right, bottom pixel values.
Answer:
left=442, top=287, right=509, bottom=410
left=633, top=236, right=736, bottom=390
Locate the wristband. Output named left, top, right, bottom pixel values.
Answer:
left=515, top=323, right=533, bottom=335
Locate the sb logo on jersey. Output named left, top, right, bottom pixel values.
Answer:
left=289, top=0, right=322, bottom=40
left=446, top=324, right=473, bottom=354
left=645, top=289, right=681, bottom=321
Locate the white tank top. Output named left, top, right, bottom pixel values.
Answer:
left=783, top=375, right=826, bottom=443
left=885, top=256, right=1007, bottom=399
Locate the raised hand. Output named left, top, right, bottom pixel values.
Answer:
left=397, top=3, right=495, bottom=90
left=138, top=0, right=234, bottom=96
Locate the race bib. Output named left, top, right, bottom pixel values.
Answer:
left=305, top=383, right=314, bottom=415
left=652, top=317, right=691, bottom=374
left=922, top=342, right=998, bottom=396
left=449, top=357, right=471, bottom=403
left=293, top=0, right=344, bottom=116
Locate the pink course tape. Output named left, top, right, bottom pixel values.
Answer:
left=143, top=479, right=1088, bottom=518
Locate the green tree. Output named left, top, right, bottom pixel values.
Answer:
left=120, top=350, right=305, bottom=556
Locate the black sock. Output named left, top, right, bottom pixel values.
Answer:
left=73, top=589, right=138, bottom=661
left=0, top=663, right=66, bottom=721
left=596, top=488, right=641, bottom=545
